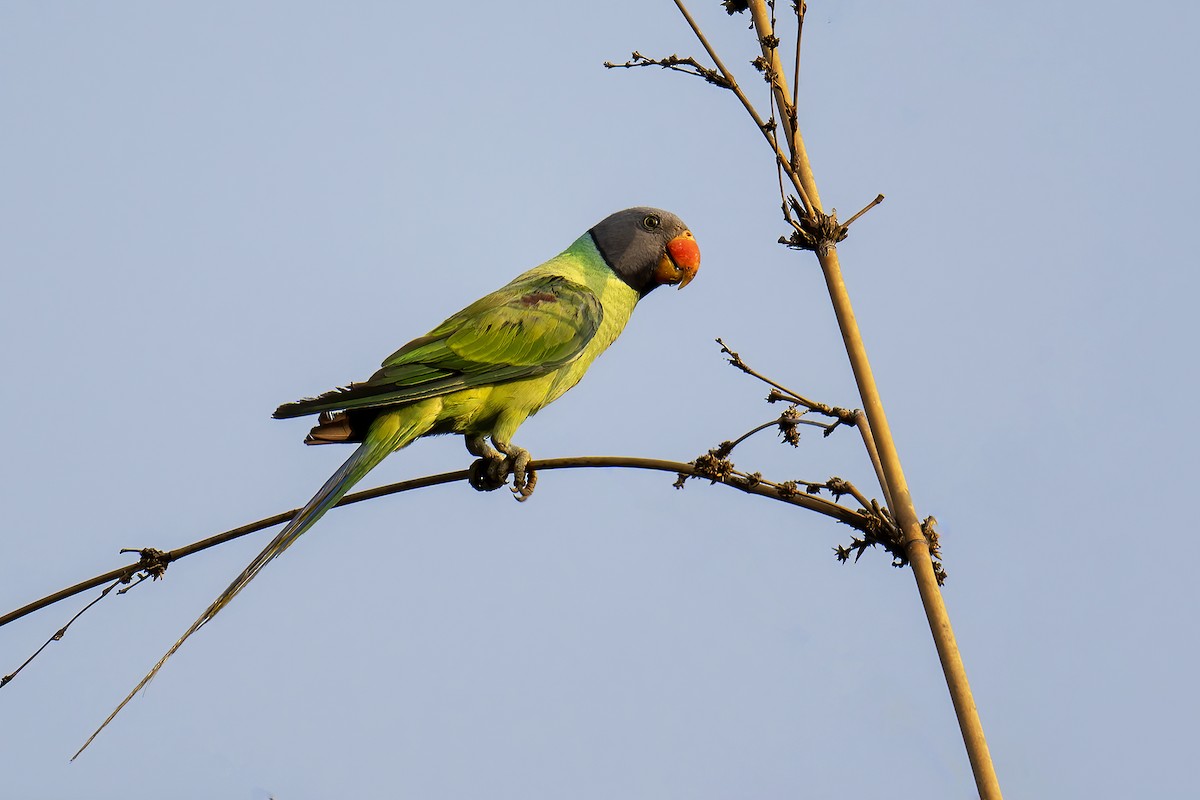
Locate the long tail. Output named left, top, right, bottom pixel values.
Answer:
left=74, top=410, right=428, bottom=759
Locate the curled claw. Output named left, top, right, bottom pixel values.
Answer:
left=511, top=467, right=538, bottom=502
left=494, top=442, right=537, bottom=502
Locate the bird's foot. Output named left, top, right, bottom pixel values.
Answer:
left=503, top=446, right=537, bottom=502
left=468, top=455, right=510, bottom=492
left=469, top=440, right=538, bottom=501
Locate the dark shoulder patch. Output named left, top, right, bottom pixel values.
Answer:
left=520, top=291, right=559, bottom=306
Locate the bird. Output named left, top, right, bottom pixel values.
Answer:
left=75, top=206, right=700, bottom=757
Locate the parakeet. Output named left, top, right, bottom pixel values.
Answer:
left=77, top=206, right=699, bottom=756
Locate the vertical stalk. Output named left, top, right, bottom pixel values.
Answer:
left=816, top=247, right=1002, bottom=799
left=740, top=3, right=1003, bottom=796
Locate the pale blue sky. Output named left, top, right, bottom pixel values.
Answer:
left=2, top=2, right=1196, bottom=797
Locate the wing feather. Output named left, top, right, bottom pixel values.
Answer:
left=274, top=275, right=602, bottom=419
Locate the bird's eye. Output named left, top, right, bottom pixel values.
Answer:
left=642, top=214, right=661, bottom=230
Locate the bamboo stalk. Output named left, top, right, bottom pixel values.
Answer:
left=815, top=246, right=1002, bottom=799
left=738, top=3, right=1002, bottom=796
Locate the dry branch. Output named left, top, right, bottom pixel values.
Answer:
left=4, top=442, right=896, bottom=700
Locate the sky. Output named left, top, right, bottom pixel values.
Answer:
left=2, top=1, right=1197, bottom=797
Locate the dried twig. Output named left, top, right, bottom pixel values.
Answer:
left=791, top=1, right=805, bottom=118
left=715, top=338, right=856, bottom=428
left=693, top=340, right=939, bottom=578
left=3, top=580, right=121, bottom=689
left=602, top=51, right=731, bottom=88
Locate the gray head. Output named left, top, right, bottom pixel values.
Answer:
left=588, top=207, right=700, bottom=296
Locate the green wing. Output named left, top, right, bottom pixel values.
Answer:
left=274, top=274, right=603, bottom=418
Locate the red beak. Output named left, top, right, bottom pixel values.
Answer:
left=655, top=231, right=700, bottom=289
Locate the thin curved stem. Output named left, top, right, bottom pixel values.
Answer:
left=0, top=455, right=871, bottom=631
left=853, top=410, right=892, bottom=510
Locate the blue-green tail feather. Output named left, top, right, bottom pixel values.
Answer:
left=74, top=410, right=426, bottom=760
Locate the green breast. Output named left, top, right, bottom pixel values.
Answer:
left=518, top=234, right=641, bottom=405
